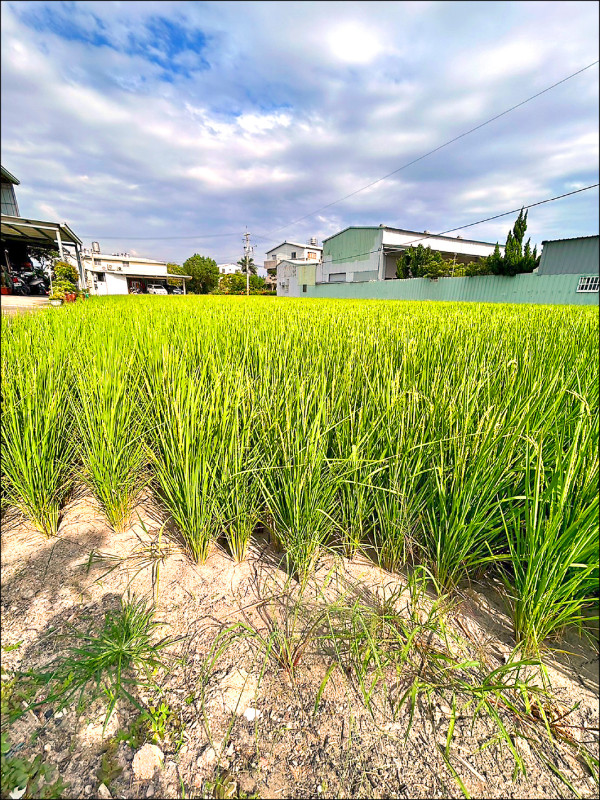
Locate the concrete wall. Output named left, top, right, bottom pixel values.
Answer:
left=105, top=272, right=129, bottom=295
left=305, top=272, right=599, bottom=305
left=538, top=237, right=599, bottom=275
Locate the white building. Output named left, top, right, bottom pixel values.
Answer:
left=219, top=262, right=268, bottom=279
left=82, top=245, right=190, bottom=295
left=264, top=239, right=322, bottom=271
left=263, top=238, right=323, bottom=297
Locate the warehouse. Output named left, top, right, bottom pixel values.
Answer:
left=318, top=225, right=501, bottom=284
left=537, top=235, right=599, bottom=294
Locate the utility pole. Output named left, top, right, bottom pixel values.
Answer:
left=242, top=229, right=253, bottom=296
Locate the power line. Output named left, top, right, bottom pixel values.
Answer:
left=75, top=61, right=598, bottom=249
left=325, top=183, right=599, bottom=264
left=256, top=59, right=600, bottom=244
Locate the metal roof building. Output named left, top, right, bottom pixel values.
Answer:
left=537, top=235, right=599, bottom=276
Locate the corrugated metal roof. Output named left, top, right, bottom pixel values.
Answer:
left=1, top=166, right=20, bottom=185
left=541, top=234, right=599, bottom=244
left=322, top=225, right=499, bottom=247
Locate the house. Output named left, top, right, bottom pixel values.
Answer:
left=82, top=244, right=190, bottom=295
left=320, top=225, right=502, bottom=284
left=264, top=239, right=322, bottom=270
left=537, top=236, right=599, bottom=294
left=219, top=262, right=269, bottom=279
left=1, top=165, right=84, bottom=291
left=264, top=239, right=323, bottom=297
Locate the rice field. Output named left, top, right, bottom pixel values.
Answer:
left=1, top=295, right=598, bottom=655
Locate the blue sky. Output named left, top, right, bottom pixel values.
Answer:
left=1, top=0, right=598, bottom=265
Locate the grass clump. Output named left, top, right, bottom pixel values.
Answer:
left=36, top=595, right=180, bottom=732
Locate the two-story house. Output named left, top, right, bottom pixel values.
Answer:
left=264, top=239, right=323, bottom=297
left=82, top=243, right=190, bottom=294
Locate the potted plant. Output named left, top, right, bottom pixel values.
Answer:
left=49, top=292, right=64, bottom=306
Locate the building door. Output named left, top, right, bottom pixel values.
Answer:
left=94, top=272, right=107, bottom=295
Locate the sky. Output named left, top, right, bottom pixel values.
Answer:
left=1, top=0, right=598, bottom=265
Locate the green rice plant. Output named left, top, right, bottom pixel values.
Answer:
left=259, top=392, right=337, bottom=584
left=73, top=348, right=147, bottom=532
left=500, top=412, right=599, bottom=654
left=36, top=595, right=180, bottom=732
left=1, top=339, right=75, bottom=536
left=143, top=349, right=226, bottom=563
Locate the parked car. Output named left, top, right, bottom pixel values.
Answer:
left=147, top=284, right=168, bottom=295
left=170, top=286, right=184, bottom=295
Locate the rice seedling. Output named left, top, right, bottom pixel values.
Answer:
left=1, top=316, right=76, bottom=535
left=72, top=345, right=147, bottom=532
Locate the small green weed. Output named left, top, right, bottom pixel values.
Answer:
left=96, top=738, right=123, bottom=788
left=1, top=670, right=43, bottom=723
left=116, top=702, right=185, bottom=752
left=1, top=731, right=69, bottom=799
left=204, top=768, right=260, bottom=799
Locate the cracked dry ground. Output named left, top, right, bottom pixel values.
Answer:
left=1, top=492, right=598, bottom=800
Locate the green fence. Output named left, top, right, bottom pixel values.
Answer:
left=305, top=272, right=598, bottom=305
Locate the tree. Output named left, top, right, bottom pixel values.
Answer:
left=182, top=254, right=219, bottom=294
left=166, top=262, right=186, bottom=287
left=396, top=245, right=452, bottom=279
left=237, top=255, right=256, bottom=275
left=486, top=209, right=540, bottom=277
left=29, top=245, right=59, bottom=274
left=218, top=273, right=267, bottom=294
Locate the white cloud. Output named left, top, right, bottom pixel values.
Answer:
left=1, top=0, right=598, bottom=264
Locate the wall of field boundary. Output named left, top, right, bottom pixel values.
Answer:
left=304, top=272, right=599, bottom=305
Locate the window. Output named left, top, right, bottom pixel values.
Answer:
left=307, top=251, right=317, bottom=259
left=329, top=272, right=346, bottom=283
left=577, top=275, right=599, bottom=293
left=93, top=258, right=102, bottom=266
left=96, top=272, right=105, bottom=281
left=122, top=261, right=129, bottom=269
left=302, top=284, right=307, bottom=293
left=291, top=251, right=297, bottom=259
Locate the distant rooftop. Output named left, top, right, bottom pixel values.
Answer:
left=265, top=240, right=322, bottom=253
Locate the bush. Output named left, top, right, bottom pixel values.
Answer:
left=53, top=260, right=79, bottom=285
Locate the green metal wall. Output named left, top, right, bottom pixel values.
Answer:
left=305, top=272, right=599, bottom=305
left=322, top=227, right=381, bottom=266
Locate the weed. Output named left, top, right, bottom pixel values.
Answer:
left=1, top=671, right=43, bottom=724
left=35, top=595, right=181, bottom=732
left=83, top=516, right=173, bottom=603
left=1, top=731, right=68, bottom=799
left=96, top=738, right=123, bottom=788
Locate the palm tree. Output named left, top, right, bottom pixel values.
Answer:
left=237, top=255, right=256, bottom=275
